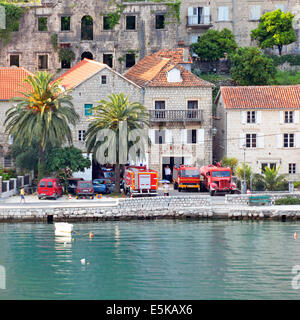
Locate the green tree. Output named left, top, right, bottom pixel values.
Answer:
left=9, top=139, right=41, bottom=174
left=85, top=93, right=149, bottom=194
left=191, top=28, right=237, bottom=61
left=221, top=157, right=238, bottom=175
left=230, top=47, right=276, bottom=85
left=46, top=146, right=91, bottom=174
left=236, top=163, right=253, bottom=189
left=4, top=71, right=79, bottom=180
left=251, top=9, right=296, bottom=56
left=253, top=166, right=287, bottom=191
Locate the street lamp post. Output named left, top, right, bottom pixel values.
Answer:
left=242, top=144, right=247, bottom=194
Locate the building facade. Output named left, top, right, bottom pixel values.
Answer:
left=214, top=86, right=300, bottom=180
left=1, top=0, right=300, bottom=75
left=181, top=0, right=300, bottom=53
left=0, top=67, right=33, bottom=169
left=0, top=0, right=179, bottom=75
left=125, top=49, right=214, bottom=178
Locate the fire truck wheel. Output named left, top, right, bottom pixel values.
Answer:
left=178, top=187, right=182, bottom=192
left=210, top=189, right=215, bottom=196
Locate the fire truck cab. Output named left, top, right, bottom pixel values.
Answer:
left=200, top=163, right=237, bottom=196
left=123, top=165, right=158, bottom=197
left=173, top=165, right=201, bottom=192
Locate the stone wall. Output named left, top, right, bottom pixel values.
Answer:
left=0, top=1, right=179, bottom=75
left=181, top=0, right=300, bottom=53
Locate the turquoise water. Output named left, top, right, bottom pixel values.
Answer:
left=1, top=220, right=300, bottom=300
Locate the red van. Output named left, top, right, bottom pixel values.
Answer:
left=38, top=178, right=63, bottom=200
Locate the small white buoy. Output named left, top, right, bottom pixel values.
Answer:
left=81, top=258, right=86, bottom=265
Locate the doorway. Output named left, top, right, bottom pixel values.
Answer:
left=162, top=157, right=184, bottom=180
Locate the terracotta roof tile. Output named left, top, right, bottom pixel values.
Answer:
left=221, top=86, right=300, bottom=109
left=0, top=67, right=33, bottom=100
left=125, top=50, right=212, bottom=88
left=152, top=48, right=193, bottom=64
left=54, top=59, right=107, bottom=90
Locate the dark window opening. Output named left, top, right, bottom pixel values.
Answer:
left=101, top=75, right=107, bottom=84
left=81, top=51, right=93, bottom=60
left=284, top=133, right=294, bottom=148
left=61, top=60, right=71, bottom=69
left=103, top=16, right=113, bottom=30
left=81, top=15, right=93, bottom=40
left=289, top=163, right=296, bottom=174
left=284, top=111, right=294, bottom=123
left=126, top=16, right=136, bottom=30
left=155, top=101, right=165, bottom=119
left=187, top=129, right=197, bottom=144
left=103, top=54, right=113, bottom=68
left=156, top=15, right=165, bottom=29
left=247, top=111, right=256, bottom=123
left=246, top=133, right=256, bottom=148
left=187, top=100, right=198, bottom=118
left=155, top=130, right=165, bottom=144
left=38, top=55, right=48, bottom=70
left=38, top=17, right=48, bottom=31
left=61, top=16, right=71, bottom=31
left=10, top=55, right=19, bottom=67
left=126, top=53, right=135, bottom=68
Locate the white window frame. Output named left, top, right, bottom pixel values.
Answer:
left=250, top=5, right=261, bottom=21
left=218, top=6, right=229, bottom=21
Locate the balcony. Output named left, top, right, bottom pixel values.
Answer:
left=187, top=15, right=212, bottom=29
left=149, top=110, right=203, bottom=122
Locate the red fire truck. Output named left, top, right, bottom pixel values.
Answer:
left=123, top=165, right=158, bottom=197
left=200, top=163, right=237, bottom=196
left=173, top=165, right=201, bottom=192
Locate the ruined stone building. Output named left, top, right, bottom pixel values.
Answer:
left=0, top=0, right=179, bottom=75
left=1, top=0, right=300, bottom=76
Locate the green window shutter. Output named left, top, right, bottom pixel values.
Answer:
left=84, top=104, right=93, bottom=116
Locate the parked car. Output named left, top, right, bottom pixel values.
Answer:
left=38, top=178, right=63, bottom=200
left=75, top=180, right=94, bottom=199
left=93, top=179, right=115, bottom=194
left=67, top=177, right=84, bottom=195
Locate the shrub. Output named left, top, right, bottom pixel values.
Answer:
left=275, top=196, right=300, bottom=205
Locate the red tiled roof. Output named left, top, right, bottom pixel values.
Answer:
left=0, top=67, right=33, bottom=100
left=124, top=51, right=212, bottom=88
left=220, top=86, right=300, bottom=109
left=54, top=59, right=107, bottom=90
left=152, top=48, right=193, bottom=64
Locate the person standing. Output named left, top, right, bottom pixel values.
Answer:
left=164, top=165, right=172, bottom=182
left=20, top=187, right=26, bottom=204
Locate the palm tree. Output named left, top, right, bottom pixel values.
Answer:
left=4, top=71, right=79, bottom=180
left=85, top=93, right=149, bottom=193
left=236, top=163, right=253, bottom=189
left=255, top=166, right=287, bottom=191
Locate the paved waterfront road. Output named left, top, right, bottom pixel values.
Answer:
left=0, top=188, right=225, bottom=208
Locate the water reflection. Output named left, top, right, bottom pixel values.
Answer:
left=2, top=220, right=300, bottom=299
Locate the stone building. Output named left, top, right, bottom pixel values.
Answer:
left=214, top=85, right=300, bottom=180
left=181, top=0, right=300, bottom=54
left=54, top=57, right=143, bottom=179
left=0, top=67, right=33, bottom=169
left=0, top=0, right=179, bottom=75
left=1, top=0, right=300, bottom=76
left=125, top=48, right=214, bottom=178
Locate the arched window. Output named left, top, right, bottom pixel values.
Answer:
left=81, top=51, right=94, bottom=60
left=81, top=16, right=93, bottom=40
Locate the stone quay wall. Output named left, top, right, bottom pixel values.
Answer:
left=1, top=194, right=300, bottom=222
